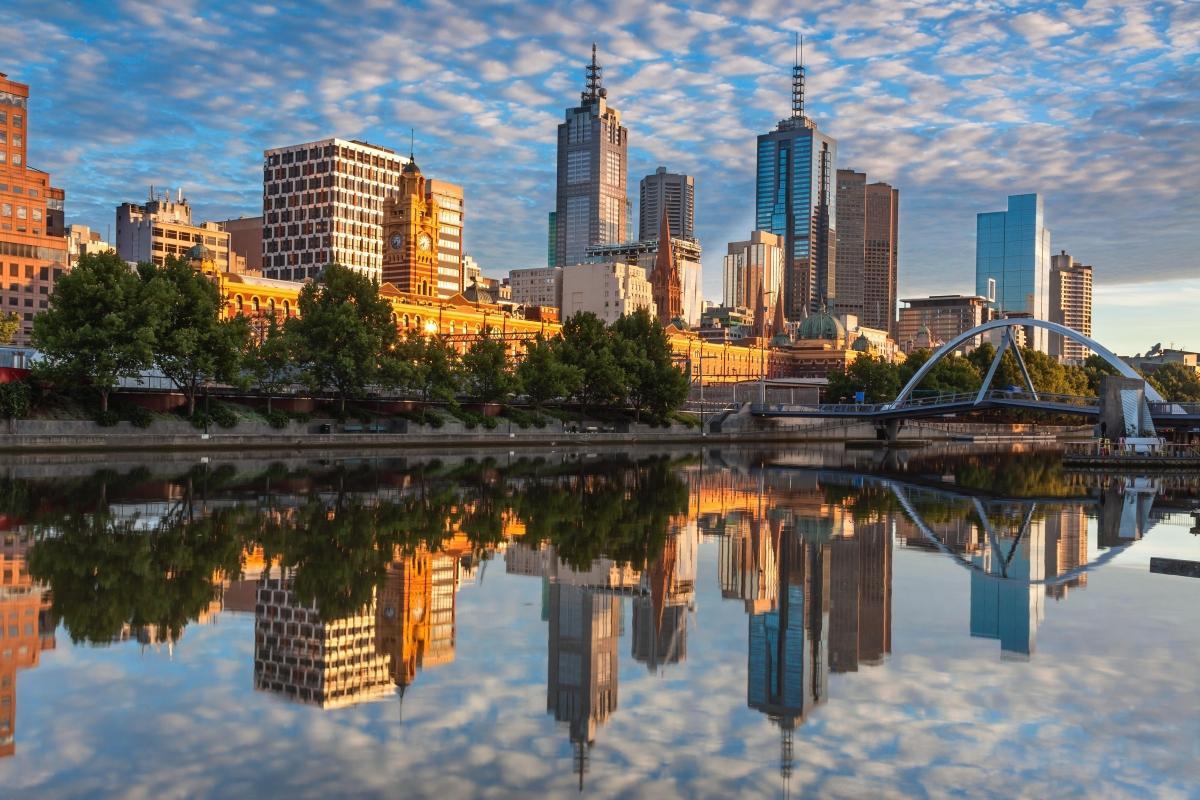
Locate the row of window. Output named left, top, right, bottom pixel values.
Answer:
left=0, top=132, right=21, bottom=147
left=0, top=183, right=38, bottom=197
left=0, top=151, right=21, bottom=166
left=6, top=264, right=61, bottom=280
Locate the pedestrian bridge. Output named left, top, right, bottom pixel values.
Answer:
left=751, top=318, right=1200, bottom=428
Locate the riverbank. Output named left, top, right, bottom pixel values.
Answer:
left=0, top=412, right=1093, bottom=453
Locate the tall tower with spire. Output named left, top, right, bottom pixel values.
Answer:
left=554, top=44, right=629, bottom=267
left=754, top=35, right=838, bottom=319
left=651, top=209, right=683, bottom=323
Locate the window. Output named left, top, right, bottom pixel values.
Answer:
left=566, top=150, right=590, bottom=185
left=0, top=204, right=9, bottom=217
left=15, top=207, right=25, bottom=220
left=11, top=136, right=20, bottom=148
left=12, top=154, right=20, bottom=166
left=605, top=151, right=622, bottom=187
left=12, top=115, right=21, bottom=128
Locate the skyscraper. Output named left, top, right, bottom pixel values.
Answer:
left=639, top=167, right=694, bottom=242
left=975, top=193, right=1051, bottom=352
left=426, top=178, right=465, bottom=298
left=723, top=230, right=785, bottom=313
left=0, top=72, right=68, bottom=346
left=835, top=169, right=899, bottom=336
left=755, top=41, right=837, bottom=319
left=1049, top=250, right=1093, bottom=363
left=554, top=45, right=628, bottom=267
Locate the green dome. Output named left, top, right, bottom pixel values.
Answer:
left=851, top=332, right=872, bottom=352
left=771, top=331, right=792, bottom=347
left=797, top=310, right=845, bottom=341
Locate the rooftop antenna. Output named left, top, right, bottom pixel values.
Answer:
left=409, top=128, right=414, bottom=162
left=583, top=42, right=603, bottom=103
left=792, top=33, right=806, bottom=118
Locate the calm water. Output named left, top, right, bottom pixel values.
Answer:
left=1, top=447, right=1198, bottom=798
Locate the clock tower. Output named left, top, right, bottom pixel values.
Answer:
left=382, top=156, right=440, bottom=296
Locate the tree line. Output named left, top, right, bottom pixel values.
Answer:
left=827, top=343, right=1200, bottom=403
left=25, top=253, right=690, bottom=421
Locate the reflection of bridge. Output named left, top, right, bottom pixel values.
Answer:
left=750, top=318, right=1200, bottom=429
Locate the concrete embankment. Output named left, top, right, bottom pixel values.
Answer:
left=0, top=414, right=1091, bottom=453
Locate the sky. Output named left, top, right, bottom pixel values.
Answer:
left=3, top=0, right=1199, bottom=355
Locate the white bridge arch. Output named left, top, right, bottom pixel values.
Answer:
left=889, top=318, right=1163, bottom=408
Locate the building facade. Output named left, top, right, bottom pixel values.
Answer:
left=382, top=159, right=440, bottom=297
left=1048, top=250, right=1092, bottom=364
left=835, top=170, right=898, bottom=336
left=116, top=194, right=231, bottom=270
left=66, top=224, right=112, bottom=267
left=638, top=166, right=694, bottom=242
left=755, top=56, right=837, bottom=318
left=723, top=230, right=784, bottom=315
left=0, top=73, right=68, bottom=346
left=897, top=294, right=992, bottom=354
left=975, top=193, right=1051, bottom=352
left=585, top=238, right=702, bottom=327
left=554, top=45, right=628, bottom=267
left=427, top=178, right=464, bottom=297
left=262, top=137, right=409, bottom=282
left=509, top=266, right=564, bottom=310
left=561, top=261, right=654, bottom=324
left=216, top=216, right=264, bottom=273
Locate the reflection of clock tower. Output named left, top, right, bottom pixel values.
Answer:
left=383, top=156, right=440, bottom=296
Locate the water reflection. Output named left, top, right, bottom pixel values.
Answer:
left=0, top=452, right=1196, bottom=787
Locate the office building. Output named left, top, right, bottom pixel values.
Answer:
left=0, top=72, right=68, bottom=346
left=546, top=211, right=556, bottom=267
left=115, top=193, right=231, bottom=271
left=1048, top=250, right=1092, bottom=363
left=561, top=261, right=654, bottom=324
left=975, top=193, right=1051, bottom=352
left=755, top=49, right=837, bottom=318
left=427, top=179, right=464, bottom=297
left=586, top=237, right=702, bottom=326
left=216, top=216, right=264, bottom=273
left=835, top=170, right=899, bottom=336
left=66, top=224, right=112, bottom=267
left=1125, top=344, right=1200, bottom=377
left=639, top=167, right=694, bottom=242
left=897, top=294, right=992, bottom=354
left=723, top=230, right=785, bottom=314
left=554, top=45, right=628, bottom=267
left=382, top=158, right=441, bottom=297
left=262, top=137, right=409, bottom=282
left=509, top=266, right=563, bottom=310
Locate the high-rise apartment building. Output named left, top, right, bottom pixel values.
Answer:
left=638, top=166, right=694, bottom=242
left=262, top=138, right=409, bottom=282
left=897, top=294, right=992, bottom=354
left=427, top=178, right=464, bottom=297
left=509, top=265, right=563, bottom=309
left=116, top=193, right=232, bottom=270
left=835, top=170, right=898, bottom=336
left=0, top=73, right=68, bottom=346
left=554, top=45, right=628, bottom=267
left=755, top=49, right=837, bottom=318
left=1048, top=249, right=1093, bottom=364
left=975, top=193, right=1051, bottom=352
left=723, top=230, right=785, bottom=314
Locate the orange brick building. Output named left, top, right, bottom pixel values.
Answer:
left=1, top=73, right=68, bottom=346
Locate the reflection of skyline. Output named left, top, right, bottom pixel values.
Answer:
left=0, top=526, right=56, bottom=758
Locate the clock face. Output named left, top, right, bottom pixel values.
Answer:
left=389, top=233, right=403, bottom=250
left=418, top=233, right=432, bottom=252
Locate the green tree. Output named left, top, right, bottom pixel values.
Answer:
left=287, top=264, right=398, bottom=413
left=461, top=327, right=518, bottom=402
left=1144, top=363, right=1200, bottom=402
left=0, top=310, right=18, bottom=345
left=32, top=251, right=156, bottom=412
left=611, top=309, right=689, bottom=421
left=0, top=380, right=31, bottom=432
left=898, top=349, right=981, bottom=397
left=1082, top=354, right=1119, bottom=395
left=418, top=335, right=461, bottom=402
left=558, top=312, right=625, bottom=412
left=517, top=334, right=582, bottom=409
left=248, top=317, right=293, bottom=413
left=141, top=256, right=250, bottom=417
left=827, top=354, right=901, bottom=403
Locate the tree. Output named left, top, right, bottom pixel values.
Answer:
left=558, top=312, right=625, bottom=412
left=0, top=380, right=31, bottom=432
left=418, top=335, right=461, bottom=402
left=247, top=318, right=293, bottom=413
left=827, top=354, right=901, bottom=404
left=1082, top=354, right=1118, bottom=395
left=517, top=334, right=582, bottom=409
left=31, top=251, right=156, bottom=412
left=461, top=327, right=518, bottom=402
left=611, top=309, right=689, bottom=421
left=287, top=264, right=398, bottom=413
left=1144, top=363, right=1200, bottom=402
left=898, top=348, right=981, bottom=397
left=0, top=310, right=18, bottom=345
left=142, top=256, right=250, bottom=417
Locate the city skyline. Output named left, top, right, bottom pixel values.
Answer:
left=3, top=1, right=1198, bottom=353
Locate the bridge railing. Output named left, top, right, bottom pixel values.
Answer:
left=1147, top=401, right=1200, bottom=416
left=1065, top=440, right=1200, bottom=459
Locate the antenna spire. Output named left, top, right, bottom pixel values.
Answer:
left=583, top=42, right=604, bottom=103
left=409, top=128, right=414, bottom=162
left=792, top=33, right=806, bottom=118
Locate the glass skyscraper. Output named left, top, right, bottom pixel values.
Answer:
left=975, top=193, right=1051, bottom=351
left=754, top=53, right=837, bottom=319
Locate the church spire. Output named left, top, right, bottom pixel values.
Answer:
left=652, top=208, right=681, bottom=323
left=791, top=33, right=805, bottom=119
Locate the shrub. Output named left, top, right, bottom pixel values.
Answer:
left=481, top=415, right=498, bottom=429
left=190, top=411, right=212, bottom=429
left=0, top=380, right=32, bottom=421
left=424, top=410, right=444, bottom=429
left=211, top=403, right=239, bottom=428
left=125, top=405, right=154, bottom=428
left=265, top=410, right=291, bottom=429
left=94, top=410, right=120, bottom=427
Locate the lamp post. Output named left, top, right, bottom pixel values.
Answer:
left=699, top=341, right=705, bottom=437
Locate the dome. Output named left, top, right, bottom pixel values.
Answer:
left=851, top=332, right=872, bottom=352
left=187, top=243, right=212, bottom=261
left=797, top=309, right=846, bottom=341
left=771, top=331, right=792, bottom=348
left=402, top=158, right=421, bottom=174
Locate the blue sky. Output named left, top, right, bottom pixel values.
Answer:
left=4, top=0, right=1198, bottom=354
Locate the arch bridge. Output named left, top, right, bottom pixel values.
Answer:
left=752, top=318, right=1200, bottom=429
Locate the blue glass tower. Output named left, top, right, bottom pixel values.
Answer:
left=975, top=193, right=1051, bottom=351
left=754, top=42, right=837, bottom=319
